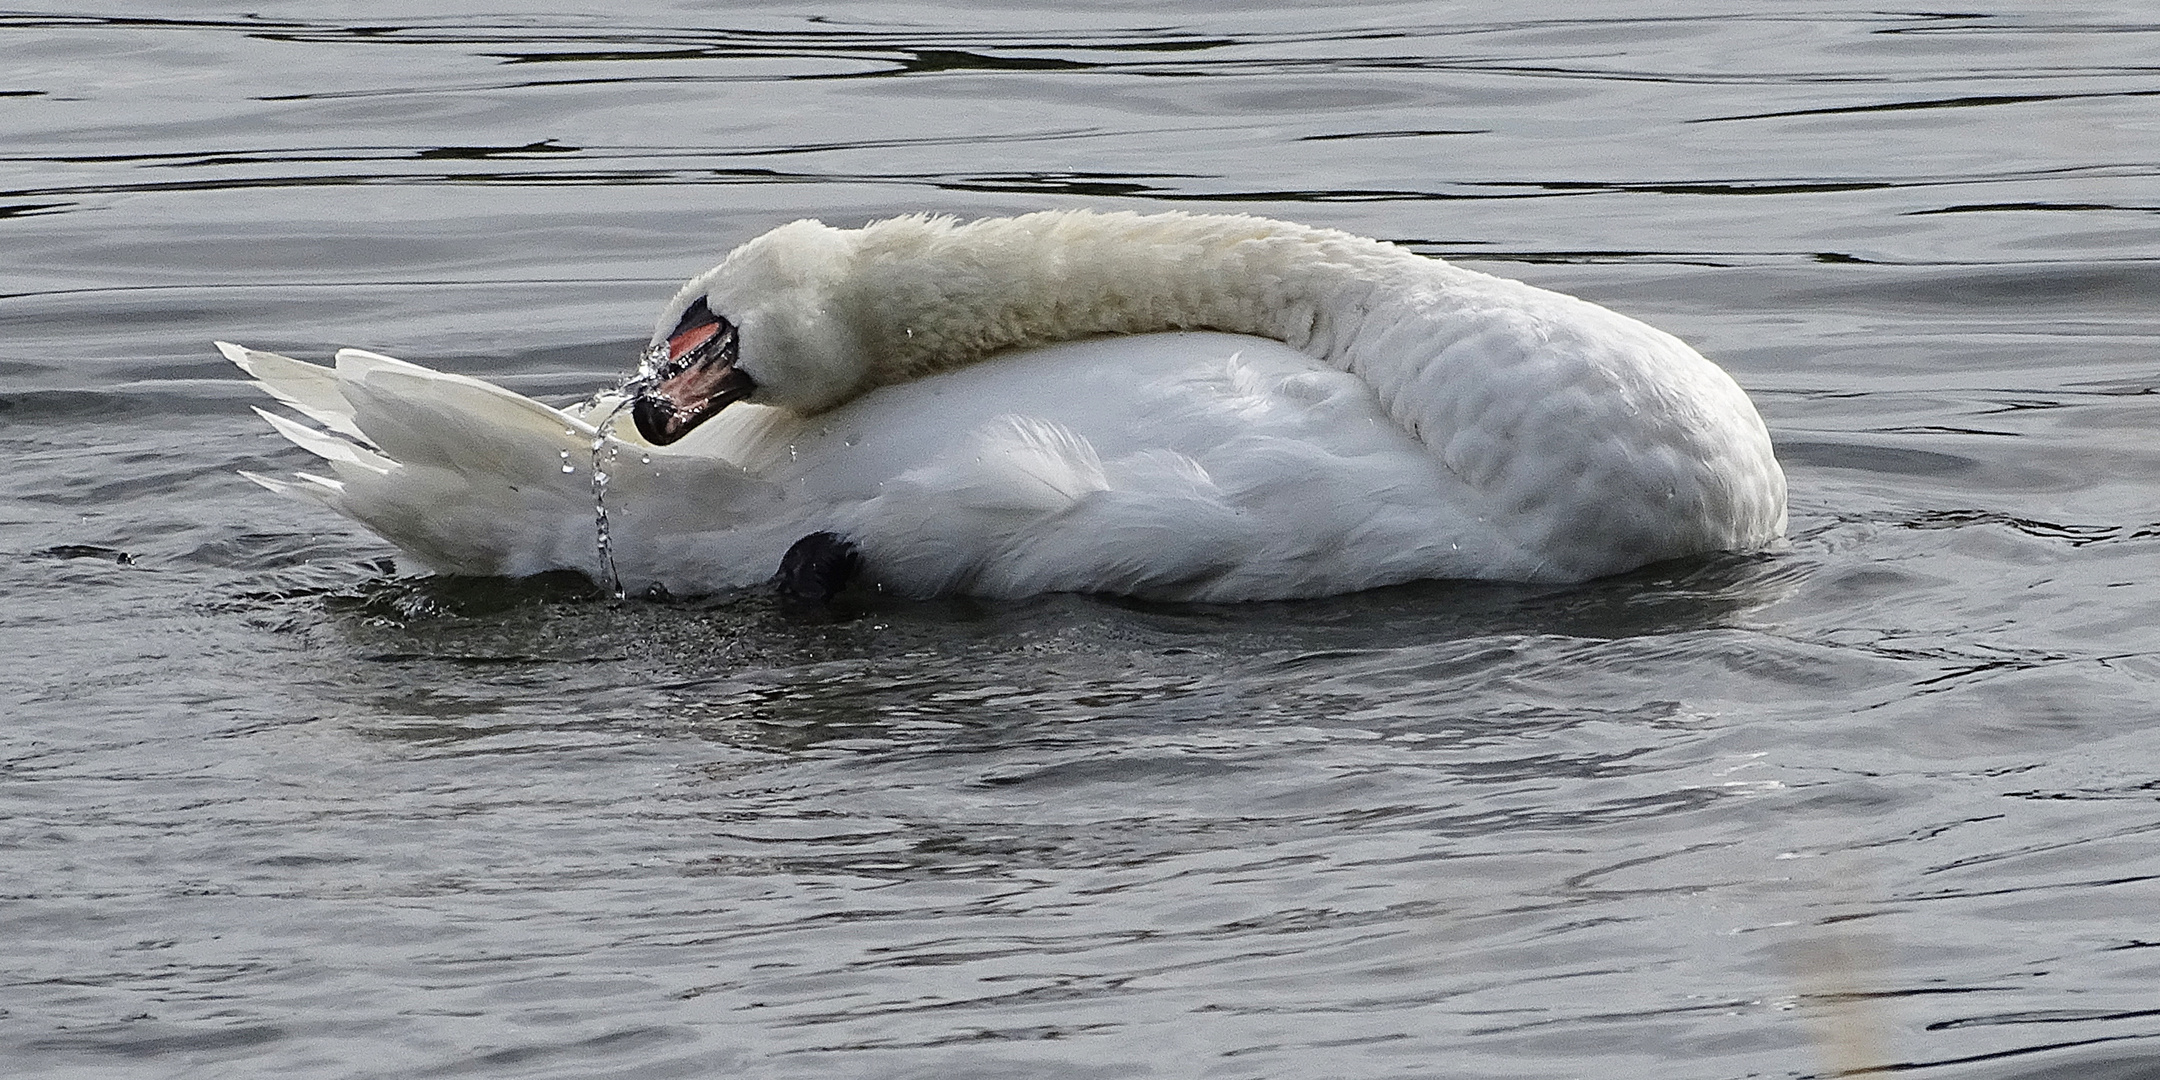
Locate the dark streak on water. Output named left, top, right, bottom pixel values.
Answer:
left=3, top=2, right=2160, bottom=1078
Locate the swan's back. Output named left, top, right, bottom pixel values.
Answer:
left=753, top=332, right=1512, bottom=599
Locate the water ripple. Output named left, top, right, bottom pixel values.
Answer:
left=6, top=3, right=2160, bottom=1078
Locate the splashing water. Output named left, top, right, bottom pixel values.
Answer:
left=589, top=430, right=627, bottom=599
left=588, top=401, right=629, bottom=602
left=634, top=339, right=668, bottom=385
left=581, top=341, right=671, bottom=602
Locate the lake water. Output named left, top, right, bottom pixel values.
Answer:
left=5, top=3, right=2160, bottom=1077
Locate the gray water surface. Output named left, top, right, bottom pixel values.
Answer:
left=5, top=3, right=2160, bottom=1078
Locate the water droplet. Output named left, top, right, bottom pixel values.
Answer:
left=638, top=341, right=669, bottom=381
left=585, top=397, right=633, bottom=602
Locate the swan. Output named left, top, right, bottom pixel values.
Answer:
left=225, top=209, right=1785, bottom=601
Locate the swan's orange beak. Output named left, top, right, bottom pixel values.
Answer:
left=632, top=300, right=754, bottom=446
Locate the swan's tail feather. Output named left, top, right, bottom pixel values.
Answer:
left=219, top=342, right=370, bottom=442
left=333, top=355, right=597, bottom=492
left=228, top=343, right=785, bottom=584
left=250, top=406, right=394, bottom=474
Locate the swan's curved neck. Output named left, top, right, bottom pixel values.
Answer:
left=836, top=211, right=1447, bottom=389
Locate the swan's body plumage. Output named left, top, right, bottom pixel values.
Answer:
left=229, top=209, right=1785, bottom=600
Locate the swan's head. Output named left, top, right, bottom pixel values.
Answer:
left=632, top=219, right=867, bottom=444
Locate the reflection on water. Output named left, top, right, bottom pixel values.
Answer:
left=4, top=2, right=2160, bottom=1078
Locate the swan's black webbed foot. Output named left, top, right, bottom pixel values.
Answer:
left=775, top=531, right=863, bottom=603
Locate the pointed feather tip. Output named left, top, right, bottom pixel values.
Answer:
left=237, top=468, right=292, bottom=494
left=249, top=406, right=394, bottom=473
left=238, top=468, right=344, bottom=504
left=218, top=340, right=273, bottom=380
left=221, top=342, right=341, bottom=403
left=217, top=340, right=321, bottom=378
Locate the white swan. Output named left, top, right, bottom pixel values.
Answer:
left=226, top=209, right=1785, bottom=601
